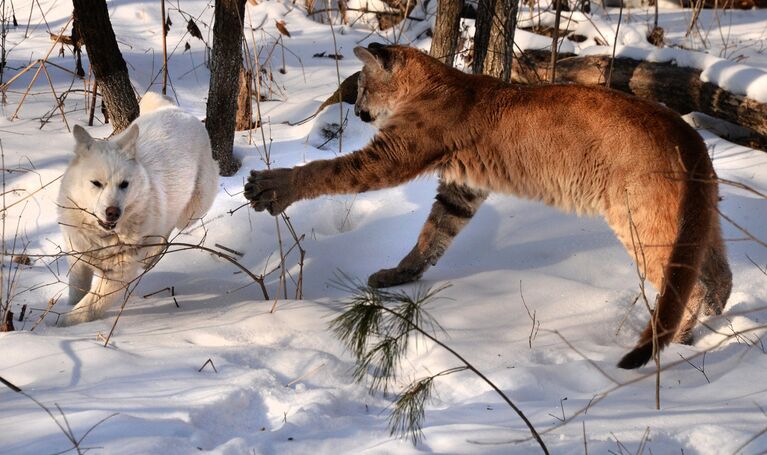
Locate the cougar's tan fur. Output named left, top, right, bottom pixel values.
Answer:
left=245, top=44, right=732, bottom=368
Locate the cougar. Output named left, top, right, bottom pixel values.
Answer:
left=244, top=44, right=732, bottom=369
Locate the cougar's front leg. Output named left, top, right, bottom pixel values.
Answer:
left=245, top=128, right=444, bottom=215
left=368, top=180, right=488, bottom=288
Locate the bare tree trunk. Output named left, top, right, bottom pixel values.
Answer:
left=484, top=0, right=505, bottom=78
left=235, top=66, right=252, bottom=130
left=472, top=0, right=495, bottom=75
left=473, top=0, right=518, bottom=80
left=498, top=0, right=519, bottom=82
left=0, top=310, right=14, bottom=332
left=430, top=0, right=464, bottom=65
left=206, top=0, right=245, bottom=176
left=549, top=0, right=563, bottom=83
left=72, top=0, right=139, bottom=132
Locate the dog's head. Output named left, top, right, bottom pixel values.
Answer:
left=353, top=43, right=417, bottom=127
left=62, top=124, right=148, bottom=233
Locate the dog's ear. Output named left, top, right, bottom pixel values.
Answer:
left=116, top=124, right=140, bottom=158
left=354, top=44, right=394, bottom=72
left=72, top=125, right=94, bottom=154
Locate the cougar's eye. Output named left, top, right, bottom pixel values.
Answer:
left=91, top=180, right=103, bottom=188
left=119, top=180, right=129, bottom=190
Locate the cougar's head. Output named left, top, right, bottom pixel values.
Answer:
left=353, top=43, right=411, bottom=127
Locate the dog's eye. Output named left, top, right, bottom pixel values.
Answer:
left=119, top=181, right=129, bottom=189
left=91, top=180, right=103, bottom=188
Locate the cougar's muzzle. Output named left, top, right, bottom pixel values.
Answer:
left=353, top=103, right=370, bottom=123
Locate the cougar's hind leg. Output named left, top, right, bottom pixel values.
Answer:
left=700, top=221, right=732, bottom=316
left=368, top=180, right=488, bottom=288
left=675, top=282, right=707, bottom=345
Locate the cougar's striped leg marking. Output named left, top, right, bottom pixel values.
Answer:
left=368, top=180, right=488, bottom=288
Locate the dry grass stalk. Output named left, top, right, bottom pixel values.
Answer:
left=161, top=0, right=169, bottom=95
left=2, top=16, right=76, bottom=128
left=243, top=10, right=306, bottom=306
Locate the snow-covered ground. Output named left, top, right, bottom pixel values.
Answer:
left=2, top=1, right=767, bottom=453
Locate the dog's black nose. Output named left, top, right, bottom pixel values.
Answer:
left=105, top=206, right=121, bottom=222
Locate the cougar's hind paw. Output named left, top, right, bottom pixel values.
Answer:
left=368, top=267, right=422, bottom=289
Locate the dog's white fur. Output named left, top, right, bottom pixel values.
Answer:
left=58, top=93, right=219, bottom=325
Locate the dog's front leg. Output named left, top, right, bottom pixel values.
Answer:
left=140, top=236, right=170, bottom=270
left=67, top=258, right=94, bottom=306
left=59, top=265, right=138, bottom=326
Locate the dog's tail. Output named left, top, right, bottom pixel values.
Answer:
left=139, top=92, right=175, bottom=115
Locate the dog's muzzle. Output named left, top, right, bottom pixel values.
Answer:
left=98, top=219, right=117, bottom=231
left=99, top=206, right=121, bottom=230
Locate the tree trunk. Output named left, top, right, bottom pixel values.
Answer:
left=483, top=0, right=510, bottom=79
left=206, top=0, right=245, bottom=176
left=513, top=50, right=767, bottom=148
left=473, top=0, right=518, bottom=80
left=471, top=0, right=495, bottom=75
left=430, top=0, right=464, bottom=65
left=235, top=66, right=252, bottom=131
left=499, top=0, right=519, bottom=82
left=72, top=0, right=139, bottom=132
left=0, top=310, right=14, bottom=332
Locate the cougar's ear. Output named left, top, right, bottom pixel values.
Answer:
left=116, top=124, right=139, bottom=159
left=354, top=43, right=395, bottom=72
left=354, top=46, right=383, bottom=70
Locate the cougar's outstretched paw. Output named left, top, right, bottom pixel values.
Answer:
left=244, top=168, right=297, bottom=216
left=368, top=267, right=422, bottom=289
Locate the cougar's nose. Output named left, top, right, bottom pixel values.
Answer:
left=359, top=110, right=372, bottom=123
left=105, top=206, right=121, bottom=222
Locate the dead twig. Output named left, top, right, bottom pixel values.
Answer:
left=198, top=358, right=218, bottom=373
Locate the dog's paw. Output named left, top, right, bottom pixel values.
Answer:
left=244, top=168, right=298, bottom=215
left=58, top=310, right=93, bottom=327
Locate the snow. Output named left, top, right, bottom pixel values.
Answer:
left=1, top=1, right=767, bottom=454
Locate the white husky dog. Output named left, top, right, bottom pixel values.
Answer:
left=57, top=93, right=219, bottom=325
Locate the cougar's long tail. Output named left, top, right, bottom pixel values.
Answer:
left=617, top=151, right=715, bottom=370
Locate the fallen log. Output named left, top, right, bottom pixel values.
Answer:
left=512, top=49, right=767, bottom=149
